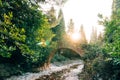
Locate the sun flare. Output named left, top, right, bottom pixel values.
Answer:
left=63, top=0, right=112, bottom=41
left=71, top=32, right=80, bottom=42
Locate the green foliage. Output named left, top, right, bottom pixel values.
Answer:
left=81, top=44, right=104, bottom=61
left=39, top=0, right=68, bottom=7
left=52, top=9, right=65, bottom=39
left=102, top=13, right=120, bottom=80
left=34, top=20, right=54, bottom=43
left=81, top=2, right=120, bottom=79
left=0, top=0, right=55, bottom=72
left=0, top=12, right=31, bottom=58
left=80, top=25, right=120, bottom=80
left=51, top=9, right=66, bottom=48
left=51, top=49, right=80, bottom=63
left=80, top=44, right=114, bottom=80
left=104, top=19, right=120, bottom=59
left=29, top=46, right=53, bottom=67
left=0, top=0, right=52, bottom=45
left=60, top=49, right=81, bottom=59
left=46, top=7, right=57, bottom=27
left=51, top=53, right=69, bottom=62
left=97, top=3, right=120, bottom=79
left=81, top=57, right=113, bottom=80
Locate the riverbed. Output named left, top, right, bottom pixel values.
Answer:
left=6, top=60, right=84, bottom=80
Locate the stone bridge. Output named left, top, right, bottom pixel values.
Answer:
left=45, top=44, right=84, bottom=67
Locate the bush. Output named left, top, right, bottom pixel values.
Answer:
left=79, top=44, right=114, bottom=80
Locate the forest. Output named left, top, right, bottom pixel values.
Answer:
left=0, top=0, right=120, bottom=80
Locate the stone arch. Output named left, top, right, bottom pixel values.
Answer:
left=45, top=47, right=84, bottom=67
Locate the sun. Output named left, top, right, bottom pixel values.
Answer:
left=71, top=32, right=80, bottom=42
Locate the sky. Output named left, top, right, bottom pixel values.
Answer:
left=62, top=0, right=113, bottom=41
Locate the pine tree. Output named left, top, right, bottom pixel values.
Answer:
left=57, top=9, right=66, bottom=43
left=112, top=0, right=120, bottom=12
left=112, top=0, right=120, bottom=19
left=90, top=26, right=97, bottom=44
left=97, top=32, right=103, bottom=45
left=67, top=19, right=74, bottom=34
left=79, top=25, right=87, bottom=44
left=47, top=6, right=57, bottom=27
left=51, top=9, right=66, bottom=47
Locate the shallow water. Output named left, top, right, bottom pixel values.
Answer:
left=6, top=60, right=84, bottom=80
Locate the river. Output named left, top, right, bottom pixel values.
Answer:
left=6, top=60, right=84, bottom=80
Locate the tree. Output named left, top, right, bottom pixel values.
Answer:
left=0, top=11, right=32, bottom=64
left=0, top=0, right=48, bottom=45
left=46, top=6, right=57, bottom=28
left=79, top=25, right=87, bottom=44
left=112, top=0, right=120, bottom=13
left=97, top=32, right=103, bottom=45
left=0, top=0, right=54, bottom=67
left=39, top=0, right=68, bottom=7
left=97, top=0, right=120, bottom=79
left=67, top=19, right=74, bottom=34
left=104, top=0, right=120, bottom=60
left=79, top=1, right=120, bottom=79
left=46, top=9, right=66, bottom=65
left=51, top=9, right=66, bottom=47
left=90, top=26, right=97, bottom=44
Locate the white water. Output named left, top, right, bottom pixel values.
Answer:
left=63, top=64, right=84, bottom=80
left=6, top=60, right=84, bottom=80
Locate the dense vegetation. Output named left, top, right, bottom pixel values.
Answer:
left=79, top=0, right=120, bottom=79
left=0, top=0, right=69, bottom=78
left=0, top=0, right=55, bottom=77
left=0, top=0, right=120, bottom=80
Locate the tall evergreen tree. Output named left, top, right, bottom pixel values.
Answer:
left=51, top=9, right=66, bottom=47
left=47, top=6, right=57, bottom=28
left=67, top=19, right=74, bottom=34
left=39, top=0, right=68, bottom=7
left=79, top=25, right=87, bottom=44
left=90, top=26, right=97, bottom=44
left=112, top=0, right=120, bottom=12
left=97, top=32, right=103, bottom=45
left=112, top=0, right=120, bottom=19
